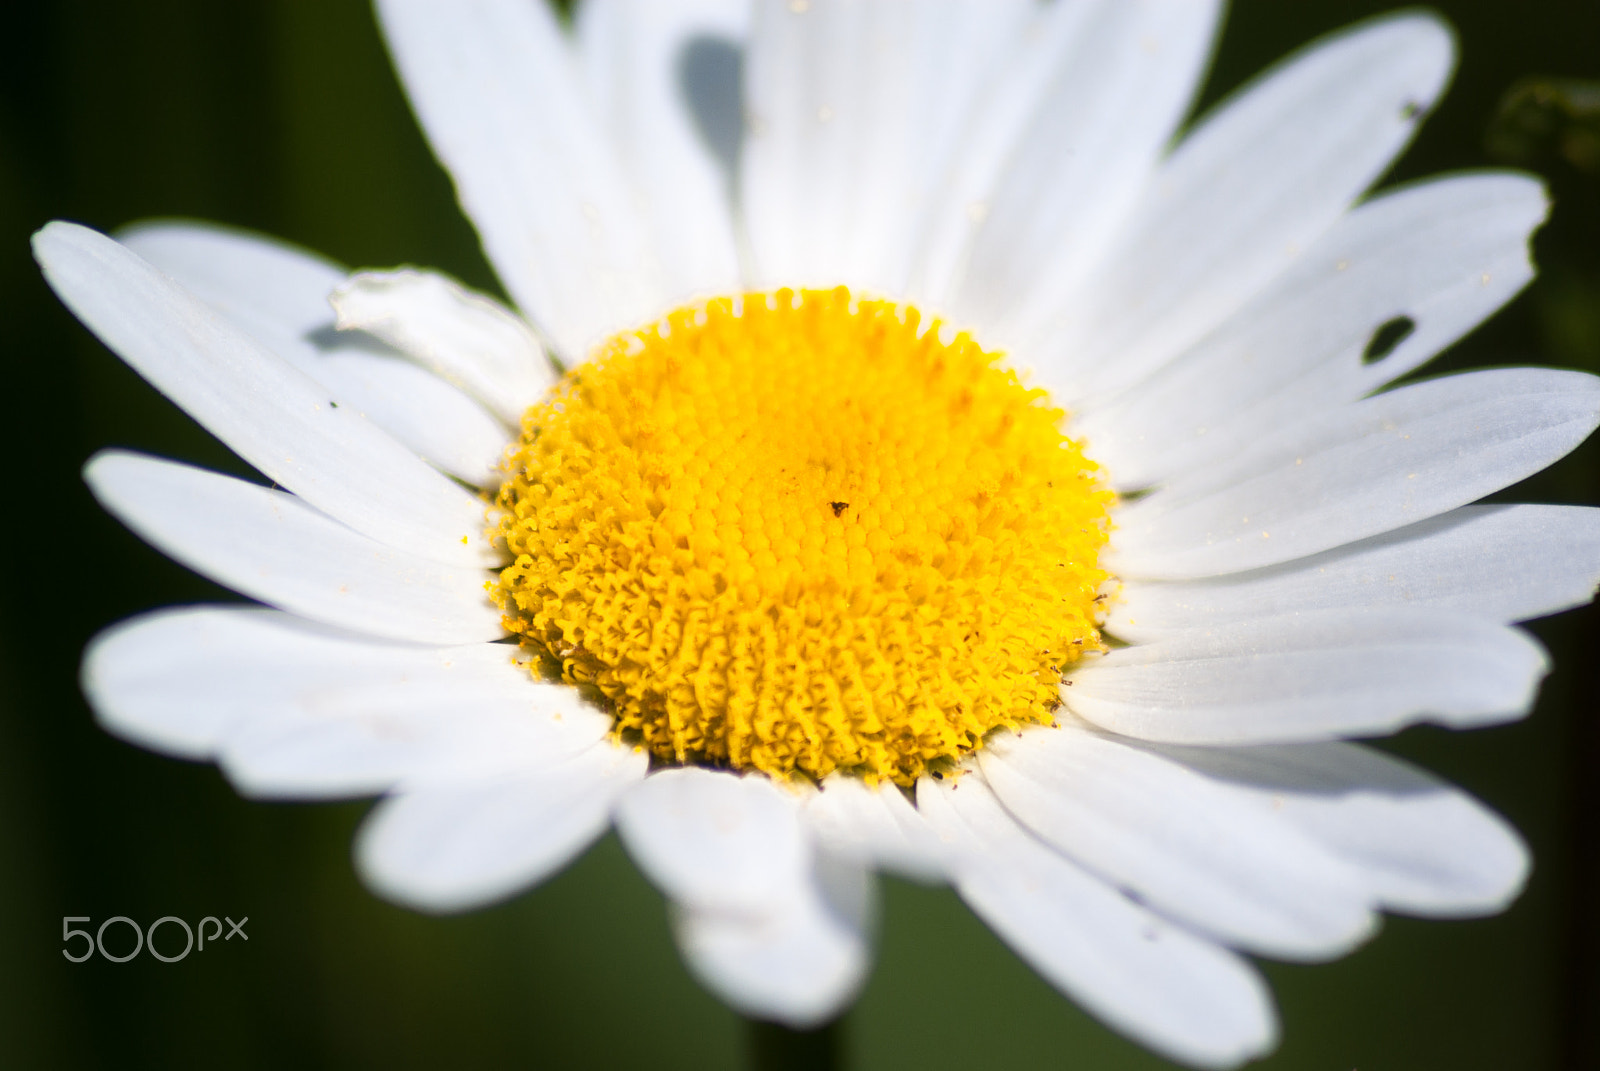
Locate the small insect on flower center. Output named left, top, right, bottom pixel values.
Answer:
left=492, top=288, right=1113, bottom=786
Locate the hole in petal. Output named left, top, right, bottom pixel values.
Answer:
left=1362, top=315, right=1417, bottom=365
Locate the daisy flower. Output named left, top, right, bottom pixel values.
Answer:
left=35, top=1, right=1600, bottom=1066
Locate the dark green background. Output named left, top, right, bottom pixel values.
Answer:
left=2, top=2, right=1597, bottom=1068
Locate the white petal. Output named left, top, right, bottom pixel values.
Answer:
left=1067, top=609, right=1548, bottom=745
left=980, top=725, right=1375, bottom=960
left=84, top=608, right=264, bottom=759
left=376, top=0, right=662, bottom=361
left=943, top=0, right=1222, bottom=335
left=220, top=694, right=605, bottom=802
left=674, top=853, right=874, bottom=1028
left=82, top=607, right=609, bottom=787
left=329, top=270, right=553, bottom=424
left=217, top=647, right=610, bottom=801
left=282, top=348, right=508, bottom=489
left=356, top=738, right=647, bottom=913
left=1030, top=14, right=1454, bottom=404
left=802, top=774, right=948, bottom=884
left=115, top=219, right=344, bottom=326
left=1081, top=173, right=1548, bottom=489
left=918, top=773, right=1277, bottom=1070
left=1110, top=368, right=1600, bottom=579
left=1110, top=504, right=1600, bottom=641
left=35, top=222, right=497, bottom=567
left=116, top=220, right=511, bottom=488
left=1144, top=741, right=1529, bottom=917
left=574, top=0, right=745, bottom=300
left=615, top=767, right=810, bottom=913
left=741, top=0, right=1035, bottom=294
left=85, top=451, right=503, bottom=646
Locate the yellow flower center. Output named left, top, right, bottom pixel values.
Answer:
left=492, top=288, right=1113, bottom=786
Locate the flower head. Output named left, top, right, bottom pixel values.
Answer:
left=491, top=287, right=1114, bottom=785
left=36, top=1, right=1600, bottom=1067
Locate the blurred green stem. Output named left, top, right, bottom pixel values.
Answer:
left=746, top=1017, right=841, bottom=1071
